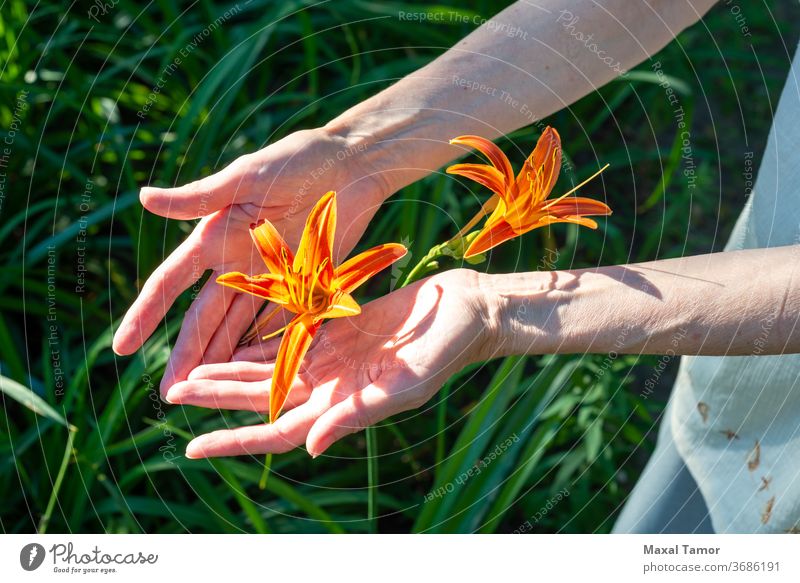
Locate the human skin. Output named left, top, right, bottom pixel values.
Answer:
left=112, top=0, right=718, bottom=398
left=168, top=245, right=800, bottom=458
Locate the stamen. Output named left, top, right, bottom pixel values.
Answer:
left=239, top=304, right=283, bottom=345
left=447, top=195, right=500, bottom=243
left=533, top=165, right=545, bottom=202
left=260, top=322, right=291, bottom=341
left=545, top=149, right=558, bottom=190
left=308, top=258, right=330, bottom=311
left=541, top=163, right=610, bottom=210
left=280, top=249, right=301, bottom=309
left=297, top=251, right=307, bottom=306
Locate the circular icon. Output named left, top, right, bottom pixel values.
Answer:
left=20, top=543, right=46, bottom=571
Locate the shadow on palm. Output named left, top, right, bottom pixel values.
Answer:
left=168, top=270, right=489, bottom=458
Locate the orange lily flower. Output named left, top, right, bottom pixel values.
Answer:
left=447, top=126, right=612, bottom=258
left=217, top=190, right=407, bottom=422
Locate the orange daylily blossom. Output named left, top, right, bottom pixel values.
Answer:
left=446, top=126, right=612, bottom=258
left=217, top=190, right=407, bottom=423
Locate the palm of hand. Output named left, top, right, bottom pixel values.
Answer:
left=165, top=270, right=490, bottom=458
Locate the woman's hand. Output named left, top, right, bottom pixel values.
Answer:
left=164, top=269, right=498, bottom=458
left=112, top=128, right=394, bottom=396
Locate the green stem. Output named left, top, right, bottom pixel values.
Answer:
left=386, top=423, right=423, bottom=476
left=365, top=425, right=378, bottom=533
left=258, top=452, right=273, bottom=490
left=401, top=244, right=447, bottom=287
left=259, top=409, right=274, bottom=490
left=39, top=425, right=77, bottom=533
left=435, top=383, right=451, bottom=468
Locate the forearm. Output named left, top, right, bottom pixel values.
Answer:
left=479, top=245, right=800, bottom=358
left=325, top=0, right=717, bottom=196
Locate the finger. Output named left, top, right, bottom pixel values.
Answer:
left=202, top=292, right=263, bottom=365
left=165, top=376, right=310, bottom=413
left=185, top=397, right=327, bottom=458
left=232, top=335, right=283, bottom=362
left=139, top=156, right=252, bottom=220
left=305, top=384, right=397, bottom=458
left=231, top=307, right=328, bottom=362
left=187, top=361, right=276, bottom=382
left=160, top=275, right=233, bottom=396
left=112, top=233, right=203, bottom=356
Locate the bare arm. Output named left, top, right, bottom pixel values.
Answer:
left=326, top=0, right=719, bottom=195
left=173, top=245, right=800, bottom=458
left=481, top=245, right=800, bottom=358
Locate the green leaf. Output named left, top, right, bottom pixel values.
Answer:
left=0, top=374, right=69, bottom=428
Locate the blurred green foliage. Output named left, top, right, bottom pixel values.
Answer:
left=0, top=0, right=797, bottom=533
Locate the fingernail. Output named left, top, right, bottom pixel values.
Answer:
left=162, top=385, right=180, bottom=404
left=185, top=439, right=203, bottom=459
left=308, top=441, right=328, bottom=459
left=111, top=329, right=127, bottom=356
left=139, top=186, right=166, bottom=208
left=159, top=370, right=175, bottom=403
left=139, top=187, right=153, bottom=202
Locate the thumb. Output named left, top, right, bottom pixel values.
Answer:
left=140, top=156, right=253, bottom=219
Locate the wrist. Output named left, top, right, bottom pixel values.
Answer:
left=323, top=105, right=459, bottom=199
left=315, top=122, right=393, bottom=204
left=477, top=270, right=572, bottom=358
left=300, top=125, right=385, bottom=207
left=423, top=268, right=505, bottom=366
left=471, top=270, right=518, bottom=362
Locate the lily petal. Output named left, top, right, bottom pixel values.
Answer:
left=250, top=220, right=294, bottom=274
left=538, top=215, right=599, bottom=229
left=333, top=243, right=407, bottom=293
left=515, top=126, right=562, bottom=205
left=294, top=190, right=337, bottom=285
left=270, top=315, right=319, bottom=423
left=450, top=135, right=514, bottom=186
left=464, top=217, right=519, bottom=258
left=544, top=196, right=612, bottom=217
left=216, top=272, right=291, bottom=304
left=322, top=290, right=362, bottom=320
left=446, top=163, right=508, bottom=199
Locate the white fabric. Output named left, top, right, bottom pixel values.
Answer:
left=670, top=41, right=800, bottom=533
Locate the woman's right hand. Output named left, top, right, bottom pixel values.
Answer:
left=164, top=269, right=499, bottom=458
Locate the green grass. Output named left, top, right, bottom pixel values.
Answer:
left=0, top=0, right=797, bottom=533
